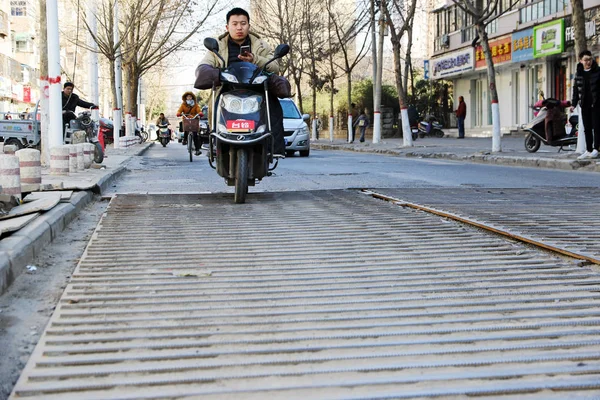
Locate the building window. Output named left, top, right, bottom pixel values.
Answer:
left=520, top=0, right=566, bottom=24
left=10, top=0, right=26, bottom=16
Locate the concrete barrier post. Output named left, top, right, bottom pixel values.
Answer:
left=0, top=154, right=22, bottom=200
left=83, top=143, right=93, bottom=168
left=3, top=145, right=18, bottom=155
left=68, top=145, right=78, bottom=173
left=50, top=146, right=70, bottom=176
left=16, top=149, right=41, bottom=192
left=76, top=143, right=85, bottom=171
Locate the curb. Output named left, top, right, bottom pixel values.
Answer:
left=0, top=143, right=151, bottom=296
left=311, top=143, right=600, bottom=172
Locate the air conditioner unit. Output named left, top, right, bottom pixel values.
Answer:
left=441, top=34, right=450, bottom=48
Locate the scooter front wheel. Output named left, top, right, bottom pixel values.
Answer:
left=234, top=148, right=249, bottom=204
left=93, top=142, right=104, bottom=163
left=524, top=133, right=541, bottom=153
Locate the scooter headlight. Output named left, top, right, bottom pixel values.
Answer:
left=222, top=94, right=262, bottom=114
left=252, top=76, right=268, bottom=84
left=221, top=72, right=239, bottom=83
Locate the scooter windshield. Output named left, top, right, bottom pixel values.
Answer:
left=217, top=90, right=266, bottom=135
left=223, top=62, right=259, bottom=85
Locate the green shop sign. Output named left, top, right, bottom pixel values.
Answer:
left=533, top=19, right=564, bottom=58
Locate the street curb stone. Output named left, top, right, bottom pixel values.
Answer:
left=311, top=143, right=600, bottom=173
left=0, top=144, right=150, bottom=296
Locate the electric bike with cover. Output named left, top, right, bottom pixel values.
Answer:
left=417, top=115, right=445, bottom=138
left=203, top=38, right=289, bottom=204
left=523, top=98, right=578, bottom=153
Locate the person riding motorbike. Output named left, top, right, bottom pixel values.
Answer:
left=62, top=82, right=97, bottom=134
left=155, top=112, right=171, bottom=140
left=193, top=7, right=287, bottom=158
left=177, top=91, right=203, bottom=155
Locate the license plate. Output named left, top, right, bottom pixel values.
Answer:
left=226, top=120, right=255, bottom=132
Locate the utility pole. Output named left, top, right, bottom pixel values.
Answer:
left=38, top=0, right=50, bottom=165
left=113, top=0, right=123, bottom=147
left=370, top=0, right=377, bottom=110
left=46, top=0, right=62, bottom=150
left=88, top=0, right=99, bottom=120
left=372, top=0, right=385, bottom=144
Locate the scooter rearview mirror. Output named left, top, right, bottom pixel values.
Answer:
left=204, top=38, right=219, bottom=52
left=274, top=44, right=290, bottom=59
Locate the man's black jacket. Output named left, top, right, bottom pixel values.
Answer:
left=572, top=60, right=600, bottom=109
left=62, top=92, right=95, bottom=113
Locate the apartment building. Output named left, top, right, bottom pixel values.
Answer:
left=429, top=0, right=599, bottom=133
left=0, top=0, right=38, bottom=113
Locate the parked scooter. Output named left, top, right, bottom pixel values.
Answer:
left=203, top=38, right=289, bottom=203
left=523, top=98, right=577, bottom=153
left=418, top=115, right=445, bottom=138
left=64, top=111, right=104, bottom=163
left=157, top=123, right=171, bottom=147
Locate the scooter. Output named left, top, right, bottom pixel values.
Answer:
left=523, top=98, right=577, bottom=153
left=203, top=38, right=289, bottom=204
left=64, top=110, right=104, bottom=163
left=157, top=123, right=171, bottom=147
left=418, top=115, right=445, bottom=138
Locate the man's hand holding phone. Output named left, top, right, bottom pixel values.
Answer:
left=238, top=45, right=254, bottom=63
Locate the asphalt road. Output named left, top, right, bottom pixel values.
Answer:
left=105, top=141, right=600, bottom=196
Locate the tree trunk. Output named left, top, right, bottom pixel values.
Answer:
left=347, top=72, right=353, bottom=142
left=476, top=22, right=501, bottom=152
left=110, top=59, right=117, bottom=109
left=391, top=40, right=412, bottom=147
left=123, top=62, right=139, bottom=117
left=571, top=0, right=587, bottom=57
left=39, top=0, right=50, bottom=165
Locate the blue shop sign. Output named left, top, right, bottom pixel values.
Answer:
left=512, top=28, right=534, bottom=63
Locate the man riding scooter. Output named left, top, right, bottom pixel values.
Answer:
left=62, top=82, right=97, bottom=134
left=193, top=7, right=287, bottom=158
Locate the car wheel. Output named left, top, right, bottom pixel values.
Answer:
left=5, top=138, right=24, bottom=149
left=299, top=149, right=310, bottom=157
left=286, top=150, right=295, bottom=157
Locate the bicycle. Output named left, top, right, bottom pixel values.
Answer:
left=182, top=114, right=200, bottom=162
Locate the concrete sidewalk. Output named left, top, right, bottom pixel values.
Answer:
left=0, top=142, right=153, bottom=295
left=311, top=134, right=600, bottom=173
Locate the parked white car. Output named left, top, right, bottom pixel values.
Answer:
left=280, top=98, right=310, bottom=157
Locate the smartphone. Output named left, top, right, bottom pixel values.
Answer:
left=240, top=45, right=251, bottom=56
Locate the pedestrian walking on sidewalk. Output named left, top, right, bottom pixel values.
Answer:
left=455, top=96, right=467, bottom=139
left=353, top=109, right=370, bottom=143
left=572, top=50, right=600, bottom=160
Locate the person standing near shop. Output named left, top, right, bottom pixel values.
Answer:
left=455, top=95, right=467, bottom=139
left=572, top=50, right=600, bottom=159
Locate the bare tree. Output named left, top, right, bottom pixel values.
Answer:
left=382, top=0, right=417, bottom=146
left=80, top=0, right=220, bottom=116
left=326, top=0, right=371, bottom=141
left=571, top=0, right=587, bottom=58
left=253, top=0, right=307, bottom=112
left=452, top=0, right=520, bottom=152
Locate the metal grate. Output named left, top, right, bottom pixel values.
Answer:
left=10, top=190, right=600, bottom=399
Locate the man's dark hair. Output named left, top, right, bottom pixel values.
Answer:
left=227, top=7, right=250, bottom=24
left=159, top=112, right=164, bottom=116
left=579, top=50, right=592, bottom=59
left=64, top=82, right=74, bottom=89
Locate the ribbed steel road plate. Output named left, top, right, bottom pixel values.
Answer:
left=10, top=190, right=600, bottom=399
left=371, top=187, right=600, bottom=262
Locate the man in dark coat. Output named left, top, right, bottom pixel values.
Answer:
left=572, top=51, right=600, bottom=159
left=62, top=82, right=96, bottom=132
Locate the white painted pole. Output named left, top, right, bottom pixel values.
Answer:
left=88, top=0, right=99, bottom=121
left=46, top=0, right=62, bottom=150
left=329, top=116, right=334, bottom=142
left=491, top=101, right=501, bottom=152
left=348, top=114, right=353, bottom=143
left=576, top=105, right=586, bottom=153
left=39, top=0, right=50, bottom=166
left=113, top=0, right=122, bottom=148
left=311, top=118, right=317, bottom=141
left=401, top=107, right=412, bottom=147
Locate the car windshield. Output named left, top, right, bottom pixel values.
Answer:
left=279, top=100, right=301, bottom=119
